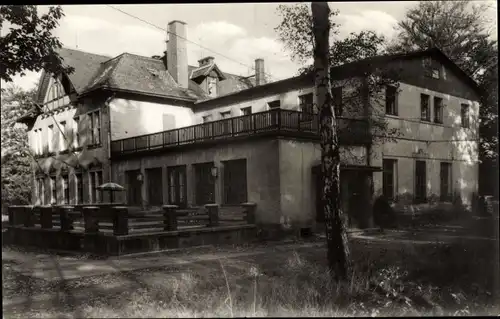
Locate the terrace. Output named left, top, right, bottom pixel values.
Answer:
left=110, top=109, right=372, bottom=157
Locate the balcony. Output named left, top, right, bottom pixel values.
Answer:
left=110, top=109, right=371, bottom=157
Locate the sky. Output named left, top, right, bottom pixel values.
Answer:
left=1, top=1, right=498, bottom=91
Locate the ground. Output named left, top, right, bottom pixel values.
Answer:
left=2, top=225, right=499, bottom=318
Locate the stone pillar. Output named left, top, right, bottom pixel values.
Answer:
left=205, top=204, right=219, bottom=227
left=58, top=205, right=74, bottom=231
left=112, top=206, right=129, bottom=236
left=241, top=202, right=257, bottom=224
left=162, top=205, right=178, bottom=231
left=83, top=206, right=100, bottom=233
left=23, top=205, right=35, bottom=227
left=40, top=206, right=54, bottom=229
left=8, top=206, right=23, bottom=226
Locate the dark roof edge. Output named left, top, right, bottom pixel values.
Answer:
left=79, top=86, right=197, bottom=103
left=195, top=73, right=311, bottom=105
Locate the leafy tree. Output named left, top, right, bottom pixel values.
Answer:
left=311, top=1, right=352, bottom=282
left=1, top=85, right=37, bottom=212
left=388, top=0, right=498, bottom=196
left=275, top=3, right=400, bottom=150
left=0, top=5, right=74, bottom=83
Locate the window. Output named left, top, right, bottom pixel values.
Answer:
left=382, top=159, right=397, bottom=200
left=332, top=86, right=343, bottom=117
left=420, top=94, right=430, bottom=121
left=62, top=174, right=69, bottom=204
left=461, top=104, right=470, bottom=128
left=33, top=129, right=39, bottom=155
left=241, top=107, right=252, bottom=116
left=146, top=167, right=163, bottom=206
left=167, top=165, right=187, bottom=207
left=37, top=129, right=43, bottom=154
left=73, top=117, right=80, bottom=148
left=423, top=57, right=440, bottom=79
left=89, top=170, right=102, bottom=203
left=194, top=162, right=215, bottom=205
left=75, top=173, right=83, bottom=204
left=223, top=159, right=248, bottom=205
left=220, top=111, right=232, bottom=135
left=48, top=125, right=54, bottom=152
left=415, top=160, right=427, bottom=203
left=240, top=107, right=253, bottom=131
left=385, top=86, right=398, bottom=115
left=37, top=178, right=44, bottom=205
left=89, top=110, right=101, bottom=145
left=440, top=162, right=452, bottom=202
left=126, top=170, right=142, bottom=206
left=268, top=100, right=280, bottom=109
left=268, top=100, right=281, bottom=126
left=38, top=129, right=43, bottom=154
left=59, top=121, right=67, bottom=151
left=299, top=93, right=314, bottom=121
left=220, top=111, right=231, bottom=119
left=202, top=115, right=212, bottom=123
left=433, top=97, right=444, bottom=124
left=50, top=176, right=57, bottom=204
left=208, top=77, right=217, bottom=97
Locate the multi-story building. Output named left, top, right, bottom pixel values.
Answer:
left=17, top=20, right=481, bottom=232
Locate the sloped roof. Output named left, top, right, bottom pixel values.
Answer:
left=35, top=48, right=111, bottom=103
left=197, top=47, right=482, bottom=106
left=36, top=48, right=257, bottom=104
left=189, top=62, right=226, bottom=80
left=83, top=53, right=208, bottom=100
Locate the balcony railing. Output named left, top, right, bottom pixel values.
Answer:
left=110, top=109, right=371, bottom=157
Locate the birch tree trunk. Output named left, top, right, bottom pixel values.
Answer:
left=311, top=1, right=352, bottom=282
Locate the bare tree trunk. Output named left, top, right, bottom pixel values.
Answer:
left=311, top=2, right=352, bottom=282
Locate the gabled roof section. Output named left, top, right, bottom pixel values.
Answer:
left=189, top=62, right=226, bottom=81
left=327, top=47, right=481, bottom=95
left=83, top=53, right=208, bottom=101
left=35, top=48, right=111, bottom=104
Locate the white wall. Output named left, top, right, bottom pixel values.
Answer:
left=109, top=98, right=195, bottom=141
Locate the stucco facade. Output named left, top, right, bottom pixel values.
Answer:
left=21, top=44, right=481, bottom=232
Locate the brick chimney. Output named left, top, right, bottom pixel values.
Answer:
left=255, top=58, right=266, bottom=86
left=198, top=56, right=215, bottom=67
left=167, top=20, right=188, bottom=88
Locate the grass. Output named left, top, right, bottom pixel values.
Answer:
left=3, top=231, right=499, bottom=318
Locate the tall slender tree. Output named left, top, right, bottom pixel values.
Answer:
left=312, top=1, right=352, bottom=282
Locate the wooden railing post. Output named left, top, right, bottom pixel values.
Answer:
left=59, top=205, right=74, bottom=231
left=23, top=205, right=35, bottom=227
left=162, top=205, right=178, bottom=231
left=83, top=206, right=100, bottom=233
left=112, top=206, right=129, bottom=236
left=40, top=206, right=54, bottom=229
left=241, top=202, right=257, bottom=224
left=205, top=204, right=220, bottom=227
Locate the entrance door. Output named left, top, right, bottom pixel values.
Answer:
left=194, top=162, right=215, bottom=205
left=167, top=165, right=187, bottom=208
left=126, top=170, right=142, bottom=206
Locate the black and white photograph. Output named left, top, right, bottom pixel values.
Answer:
left=1, top=1, right=499, bottom=317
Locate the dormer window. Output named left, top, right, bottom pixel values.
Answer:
left=208, top=77, right=217, bottom=97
